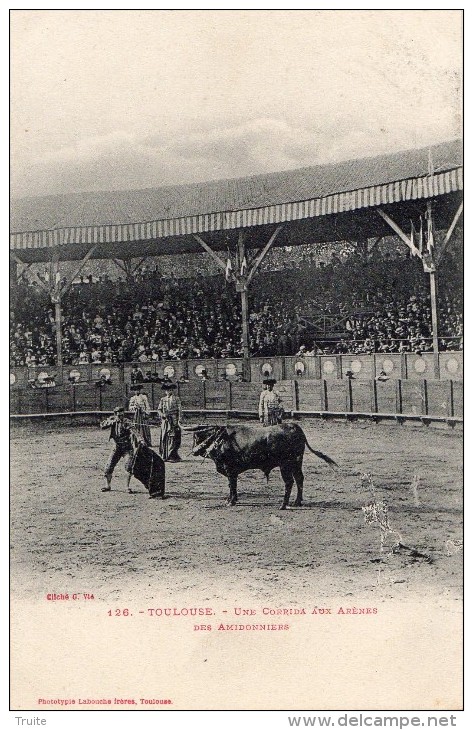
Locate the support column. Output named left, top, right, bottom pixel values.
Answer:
left=237, top=232, right=250, bottom=380
left=54, top=299, right=63, bottom=366
left=10, top=259, right=18, bottom=285
left=429, top=270, right=439, bottom=354
left=50, top=248, right=63, bottom=366
left=194, top=226, right=284, bottom=382
left=378, top=204, right=463, bottom=357
left=240, top=288, right=250, bottom=377
left=13, top=242, right=97, bottom=368
left=52, top=243, right=97, bottom=366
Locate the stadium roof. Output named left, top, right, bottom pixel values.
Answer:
left=10, top=139, right=462, bottom=262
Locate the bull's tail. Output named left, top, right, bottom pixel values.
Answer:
left=304, top=439, right=338, bottom=468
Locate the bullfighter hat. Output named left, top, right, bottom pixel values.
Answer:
left=130, top=383, right=143, bottom=391
left=114, top=406, right=125, bottom=413
left=263, top=378, right=277, bottom=386
left=161, top=382, right=177, bottom=390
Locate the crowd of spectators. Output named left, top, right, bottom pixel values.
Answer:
left=10, top=246, right=462, bottom=367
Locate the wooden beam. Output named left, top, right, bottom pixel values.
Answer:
left=368, top=235, right=383, bottom=254
left=193, top=234, right=231, bottom=278
left=113, top=258, right=128, bottom=274
left=131, top=256, right=150, bottom=276
left=444, top=201, right=463, bottom=246
left=429, top=270, right=439, bottom=354
left=49, top=245, right=63, bottom=290
left=10, top=254, right=24, bottom=267
left=243, top=240, right=267, bottom=272
left=60, top=245, right=98, bottom=296
left=236, top=230, right=248, bottom=279
left=16, top=261, right=32, bottom=282
left=436, top=202, right=463, bottom=264
left=237, top=231, right=250, bottom=371
left=128, top=238, right=157, bottom=277
left=48, top=251, right=63, bottom=366
left=123, top=259, right=134, bottom=280
left=54, top=300, right=63, bottom=365
left=248, top=249, right=261, bottom=269
left=377, top=209, right=420, bottom=258
left=247, top=225, right=284, bottom=286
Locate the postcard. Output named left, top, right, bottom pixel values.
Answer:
left=9, top=9, right=463, bottom=714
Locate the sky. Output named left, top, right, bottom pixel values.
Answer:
left=10, top=9, right=462, bottom=199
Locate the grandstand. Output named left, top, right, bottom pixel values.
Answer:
left=10, top=139, right=463, bottom=381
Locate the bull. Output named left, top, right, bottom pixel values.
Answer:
left=184, top=422, right=337, bottom=509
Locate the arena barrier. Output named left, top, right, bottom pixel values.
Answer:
left=9, top=351, right=464, bottom=391
left=10, top=377, right=463, bottom=424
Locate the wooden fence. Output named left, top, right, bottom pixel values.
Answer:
left=10, top=378, right=463, bottom=423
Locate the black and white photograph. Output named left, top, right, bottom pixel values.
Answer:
left=9, top=9, right=463, bottom=714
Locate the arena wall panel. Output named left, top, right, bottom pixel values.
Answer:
left=11, top=352, right=462, bottom=392
left=341, top=355, right=375, bottom=380
left=284, top=356, right=320, bottom=380
left=52, top=368, right=65, bottom=386
left=405, top=354, right=436, bottom=380
left=439, top=353, right=463, bottom=381
left=123, top=363, right=134, bottom=382
left=50, top=366, right=67, bottom=386
left=90, top=364, right=123, bottom=384
left=63, top=364, right=92, bottom=385
left=230, top=382, right=262, bottom=411
left=276, top=381, right=296, bottom=412
left=425, top=381, right=452, bottom=418
left=150, top=383, right=163, bottom=410
left=10, top=367, right=28, bottom=389
left=45, top=386, right=73, bottom=413
left=350, top=380, right=374, bottom=412
left=155, top=360, right=186, bottom=381
left=374, top=355, right=403, bottom=380
left=204, top=382, right=228, bottom=410
left=373, top=380, right=398, bottom=413
left=187, top=359, right=218, bottom=380
left=325, top=380, right=348, bottom=412
left=100, top=384, right=128, bottom=412
left=10, top=389, right=20, bottom=414
left=216, top=359, right=244, bottom=381
left=123, top=362, right=155, bottom=383
left=177, top=382, right=205, bottom=409
left=284, top=356, right=304, bottom=379
left=20, top=389, right=48, bottom=414
left=73, top=383, right=99, bottom=411
left=305, top=356, right=320, bottom=379
left=297, top=381, right=324, bottom=411
left=250, top=357, right=284, bottom=382
left=319, top=356, right=339, bottom=380
left=451, top=382, right=463, bottom=418
left=27, top=365, right=64, bottom=386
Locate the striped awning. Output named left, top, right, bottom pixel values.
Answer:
left=10, top=166, right=462, bottom=252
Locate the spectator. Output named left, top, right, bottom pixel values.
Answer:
left=10, top=242, right=462, bottom=366
left=131, top=365, right=144, bottom=384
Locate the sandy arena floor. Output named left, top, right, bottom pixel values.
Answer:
left=10, top=418, right=463, bottom=606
